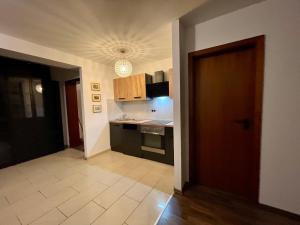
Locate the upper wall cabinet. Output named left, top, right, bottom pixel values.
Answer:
left=113, top=73, right=152, bottom=101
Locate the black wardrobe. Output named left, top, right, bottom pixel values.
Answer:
left=0, top=56, right=64, bottom=168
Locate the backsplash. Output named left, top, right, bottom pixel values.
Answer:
left=107, top=97, right=173, bottom=121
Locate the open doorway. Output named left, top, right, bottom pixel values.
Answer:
left=65, top=79, right=84, bottom=150
left=50, top=67, right=84, bottom=152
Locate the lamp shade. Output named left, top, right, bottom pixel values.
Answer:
left=114, top=59, right=132, bottom=77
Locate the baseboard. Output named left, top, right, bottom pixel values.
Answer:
left=84, top=149, right=111, bottom=160
left=174, top=182, right=191, bottom=195
left=174, top=188, right=183, bottom=195
left=259, top=203, right=300, bottom=219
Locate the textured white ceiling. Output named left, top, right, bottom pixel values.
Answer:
left=0, top=0, right=206, bottom=65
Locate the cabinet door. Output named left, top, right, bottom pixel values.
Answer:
left=130, top=74, right=146, bottom=100
left=113, top=78, right=130, bottom=101
left=122, top=124, right=141, bottom=157
left=110, top=123, right=123, bottom=152
left=165, top=127, right=174, bottom=165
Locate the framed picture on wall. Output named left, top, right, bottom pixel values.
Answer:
left=93, top=105, right=102, bottom=113
left=92, top=94, right=101, bottom=102
left=91, top=83, right=100, bottom=91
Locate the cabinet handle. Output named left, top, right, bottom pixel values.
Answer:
left=118, top=97, right=125, bottom=100
left=134, top=96, right=142, bottom=99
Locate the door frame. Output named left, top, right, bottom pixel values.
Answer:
left=65, top=78, right=83, bottom=148
left=188, top=35, right=265, bottom=201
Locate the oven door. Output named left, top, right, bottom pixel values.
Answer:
left=141, top=132, right=165, bottom=155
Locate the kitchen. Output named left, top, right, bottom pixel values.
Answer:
left=108, top=60, right=174, bottom=166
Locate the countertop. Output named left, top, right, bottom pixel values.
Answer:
left=110, top=119, right=174, bottom=127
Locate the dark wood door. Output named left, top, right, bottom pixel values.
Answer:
left=65, top=79, right=82, bottom=148
left=189, top=36, right=264, bottom=201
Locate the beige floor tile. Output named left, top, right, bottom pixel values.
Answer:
left=126, top=189, right=170, bottom=225
left=126, top=182, right=152, bottom=202
left=80, top=167, right=122, bottom=187
left=96, top=171, right=122, bottom=186
left=92, top=196, right=139, bottom=225
left=71, top=176, right=103, bottom=192
left=126, top=166, right=150, bottom=180
left=0, top=149, right=174, bottom=225
left=154, top=176, right=174, bottom=194
left=28, top=174, right=59, bottom=188
left=40, top=173, right=84, bottom=197
left=18, top=187, right=77, bottom=224
left=0, top=196, right=8, bottom=210
left=5, top=183, right=40, bottom=204
left=0, top=213, right=21, bottom=225
left=61, top=201, right=105, bottom=225
left=30, top=208, right=66, bottom=225
left=10, top=192, right=46, bottom=214
left=0, top=179, right=32, bottom=197
left=94, top=177, right=135, bottom=209
left=139, top=172, right=162, bottom=187
left=58, top=182, right=107, bottom=217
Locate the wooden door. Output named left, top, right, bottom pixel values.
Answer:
left=65, top=79, right=82, bottom=148
left=189, top=36, right=264, bottom=201
left=130, top=74, right=146, bottom=100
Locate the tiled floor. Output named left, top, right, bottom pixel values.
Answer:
left=0, top=149, right=174, bottom=225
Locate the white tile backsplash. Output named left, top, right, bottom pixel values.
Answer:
left=107, top=97, right=173, bottom=121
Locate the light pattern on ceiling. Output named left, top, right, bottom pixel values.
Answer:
left=0, top=0, right=207, bottom=65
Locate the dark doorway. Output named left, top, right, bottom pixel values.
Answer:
left=0, top=56, right=64, bottom=168
left=65, top=79, right=83, bottom=149
left=189, top=36, right=265, bottom=201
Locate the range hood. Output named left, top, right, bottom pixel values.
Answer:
left=147, top=81, right=169, bottom=98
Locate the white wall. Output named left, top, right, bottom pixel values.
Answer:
left=121, top=97, right=173, bottom=121
left=0, top=32, right=111, bottom=158
left=172, top=20, right=183, bottom=191
left=133, top=58, right=172, bottom=77
left=177, top=0, right=300, bottom=214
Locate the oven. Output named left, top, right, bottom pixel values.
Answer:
left=140, top=125, right=166, bottom=155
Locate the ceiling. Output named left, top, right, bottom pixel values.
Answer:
left=0, top=0, right=207, bottom=65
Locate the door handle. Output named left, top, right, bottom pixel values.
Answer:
left=233, top=118, right=251, bottom=130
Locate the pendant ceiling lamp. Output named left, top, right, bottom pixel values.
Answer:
left=114, top=48, right=132, bottom=77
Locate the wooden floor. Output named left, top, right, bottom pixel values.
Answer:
left=157, top=186, right=300, bottom=225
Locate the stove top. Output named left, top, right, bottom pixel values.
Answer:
left=142, top=120, right=172, bottom=126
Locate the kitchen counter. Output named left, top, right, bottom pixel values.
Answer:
left=109, top=119, right=174, bottom=127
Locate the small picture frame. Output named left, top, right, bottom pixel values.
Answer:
left=92, top=94, right=101, bottom=102
left=93, top=105, right=102, bottom=113
left=91, top=83, right=100, bottom=91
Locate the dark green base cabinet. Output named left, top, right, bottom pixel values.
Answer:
left=110, top=123, right=174, bottom=165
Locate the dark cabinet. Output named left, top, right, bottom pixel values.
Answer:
left=110, top=123, right=123, bottom=152
left=110, top=122, right=174, bottom=165
left=110, top=123, right=141, bottom=157
left=122, top=124, right=141, bottom=157
left=165, top=127, right=174, bottom=165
